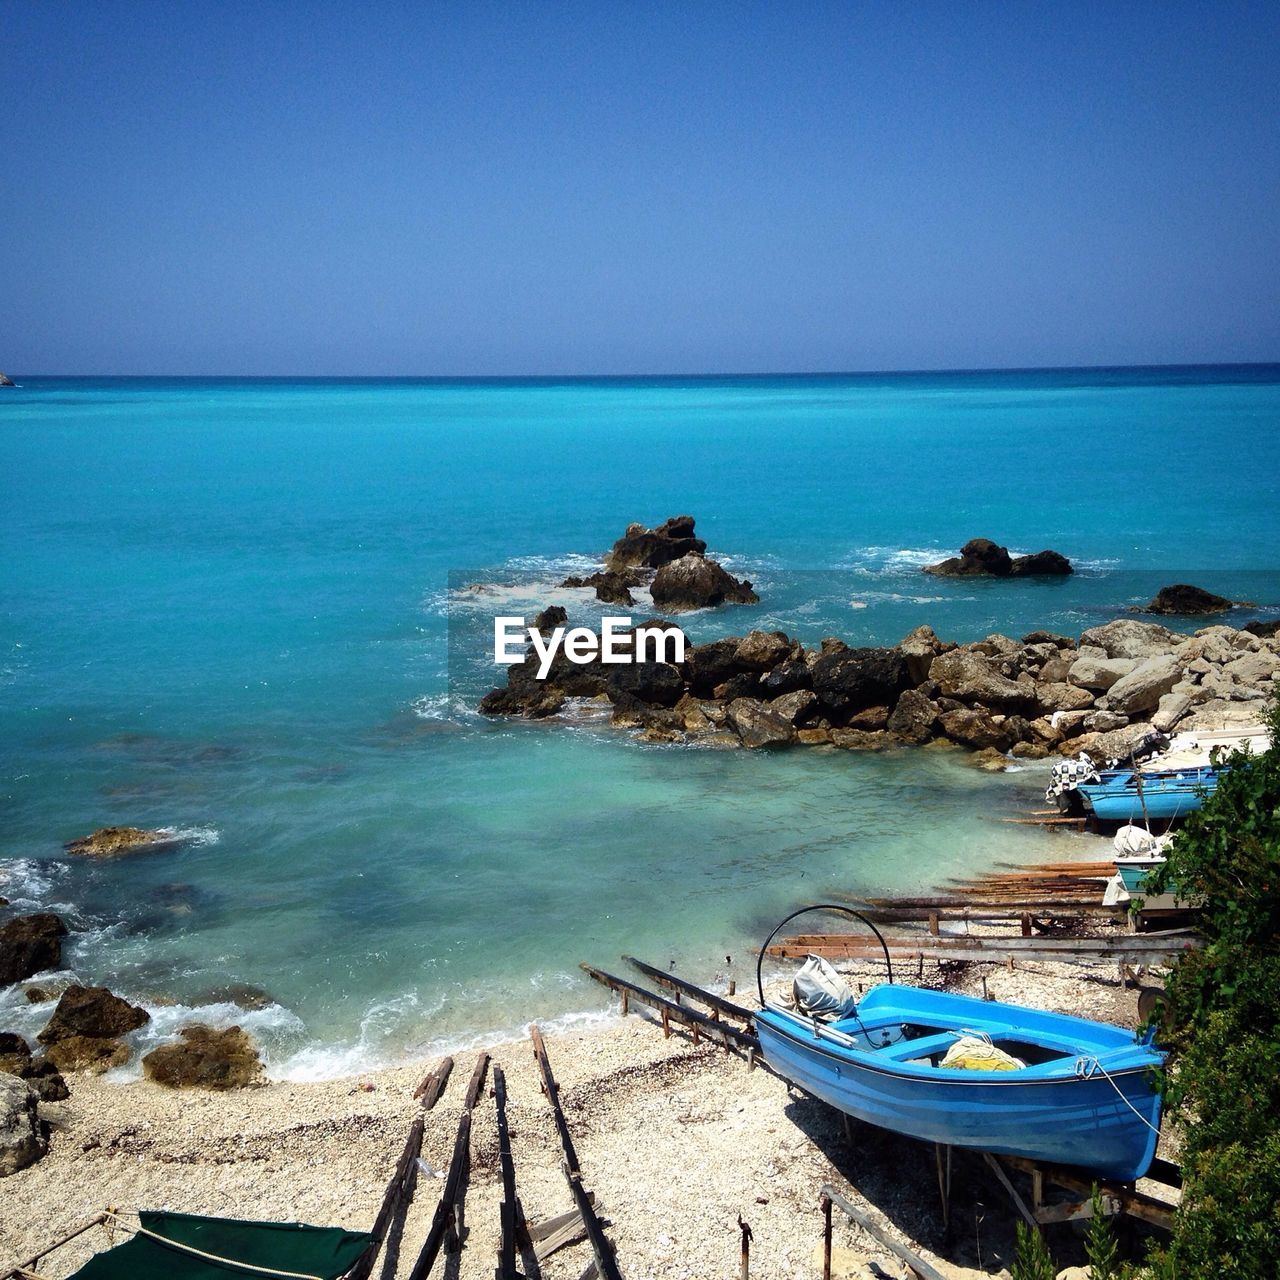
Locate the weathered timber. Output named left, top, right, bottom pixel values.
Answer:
left=409, top=1052, right=490, bottom=1280
left=994, top=1154, right=1179, bottom=1231
left=818, top=1185, right=948, bottom=1280
left=622, top=956, right=754, bottom=1023
left=580, top=963, right=760, bottom=1056
left=530, top=1024, right=624, bottom=1280
left=414, top=1055, right=455, bottom=1107
left=348, top=1114, right=425, bottom=1280
left=493, top=1064, right=524, bottom=1280
left=766, top=932, right=1200, bottom=966
left=0, top=1213, right=109, bottom=1280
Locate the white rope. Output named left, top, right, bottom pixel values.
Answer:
left=101, top=1212, right=330, bottom=1280
left=1075, top=1057, right=1163, bottom=1136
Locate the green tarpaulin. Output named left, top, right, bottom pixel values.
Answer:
left=69, top=1210, right=373, bottom=1280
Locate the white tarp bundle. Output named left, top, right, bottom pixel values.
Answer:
left=792, top=955, right=858, bottom=1020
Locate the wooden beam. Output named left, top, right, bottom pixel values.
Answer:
left=622, top=956, right=754, bottom=1023
left=530, top=1025, right=625, bottom=1280
left=414, top=1056, right=455, bottom=1108
left=818, top=1185, right=948, bottom=1280
left=493, top=1064, right=523, bottom=1280
left=580, top=963, right=760, bottom=1056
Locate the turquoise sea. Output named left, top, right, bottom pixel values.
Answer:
left=2, top=367, right=1279, bottom=1076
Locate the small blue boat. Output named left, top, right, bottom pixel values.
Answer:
left=1077, top=766, right=1218, bottom=822
left=756, top=908, right=1164, bottom=1181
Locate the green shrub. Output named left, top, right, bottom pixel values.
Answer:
left=1086, top=1183, right=1120, bottom=1280
left=1141, top=697, right=1280, bottom=1276
left=1011, top=1220, right=1055, bottom=1280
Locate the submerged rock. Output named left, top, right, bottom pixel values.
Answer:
left=63, top=826, right=177, bottom=857
left=0, top=1073, right=46, bottom=1176
left=38, top=984, right=150, bottom=1043
left=650, top=553, right=757, bottom=612
left=1143, top=583, right=1236, bottom=615
left=0, top=913, right=69, bottom=986
left=560, top=570, right=639, bottom=606
left=142, top=1024, right=264, bottom=1090
left=605, top=515, right=706, bottom=571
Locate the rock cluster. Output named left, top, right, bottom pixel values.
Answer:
left=0, top=373, right=14, bottom=388
left=562, top=517, right=758, bottom=612
left=923, top=538, right=1073, bottom=577
left=63, top=825, right=177, bottom=857
left=142, top=1023, right=264, bottom=1090
left=480, top=616, right=1280, bottom=758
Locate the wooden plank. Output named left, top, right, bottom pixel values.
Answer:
left=493, top=1064, right=523, bottom=1280
left=818, top=1185, right=948, bottom=1280
left=997, top=1155, right=1178, bottom=1231
left=530, top=1025, right=625, bottom=1280
left=622, top=956, right=754, bottom=1023
left=529, top=1197, right=596, bottom=1243
left=580, top=963, right=760, bottom=1055
left=768, top=942, right=1196, bottom=965
left=408, top=1051, right=490, bottom=1280
left=414, top=1056, right=455, bottom=1108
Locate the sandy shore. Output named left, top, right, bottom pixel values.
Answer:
left=0, top=958, right=1166, bottom=1280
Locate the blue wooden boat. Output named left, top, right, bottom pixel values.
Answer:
left=1077, top=766, right=1218, bottom=822
left=755, top=907, right=1164, bottom=1181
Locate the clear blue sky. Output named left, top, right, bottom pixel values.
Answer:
left=2, top=1, right=1277, bottom=375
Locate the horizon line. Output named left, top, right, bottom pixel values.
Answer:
left=8, top=359, right=1280, bottom=382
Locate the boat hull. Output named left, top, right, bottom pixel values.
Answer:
left=756, top=988, right=1162, bottom=1181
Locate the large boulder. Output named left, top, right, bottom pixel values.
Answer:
left=650, top=554, right=758, bottom=612
left=63, top=826, right=175, bottom=857
left=1143, top=584, right=1235, bottom=615
left=923, top=538, right=1012, bottom=577
left=898, top=624, right=951, bottom=683
left=605, top=516, right=706, bottom=571
left=810, top=648, right=912, bottom=724
left=1243, top=619, right=1280, bottom=639
left=38, top=985, right=150, bottom=1044
left=1067, top=648, right=1136, bottom=692
left=684, top=638, right=746, bottom=696
left=769, top=690, right=819, bottom=726
left=733, top=630, right=796, bottom=671
left=725, top=699, right=795, bottom=749
left=928, top=649, right=1035, bottom=710
left=886, top=688, right=940, bottom=744
left=1104, top=655, right=1182, bottom=715
left=44, top=1035, right=130, bottom=1074
left=604, top=660, right=686, bottom=707
left=1009, top=550, right=1073, bottom=576
left=1078, top=618, right=1182, bottom=660
left=938, top=707, right=1016, bottom=751
left=0, top=1073, right=46, bottom=1176
left=142, top=1024, right=263, bottom=1090
left=1035, top=681, right=1097, bottom=714
left=0, top=914, right=69, bottom=986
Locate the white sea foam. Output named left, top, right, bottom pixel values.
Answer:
left=841, top=546, right=951, bottom=575
left=409, top=692, right=479, bottom=722
left=161, top=825, right=221, bottom=847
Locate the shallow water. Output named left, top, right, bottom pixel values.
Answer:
left=2, top=368, right=1278, bottom=1075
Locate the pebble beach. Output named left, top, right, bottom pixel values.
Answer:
left=0, top=955, right=1164, bottom=1280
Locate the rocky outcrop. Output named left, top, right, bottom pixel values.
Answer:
left=1244, top=619, right=1280, bottom=639
left=63, top=826, right=177, bottom=857
left=0, top=373, right=14, bottom=389
left=923, top=539, right=1072, bottom=578
left=0, top=1073, right=46, bottom=1176
left=44, top=1035, right=130, bottom=1074
left=0, top=1034, right=69, bottom=1102
left=38, top=985, right=149, bottom=1045
left=605, top=516, right=706, bottom=571
left=650, top=554, right=757, bottom=612
left=0, top=914, right=68, bottom=986
left=1142, top=584, right=1236, bottom=615
left=479, top=607, right=1279, bottom=759
left=560, top=570, right=640, bottom=606
left=142, top=1024, right=263, bottom=1090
